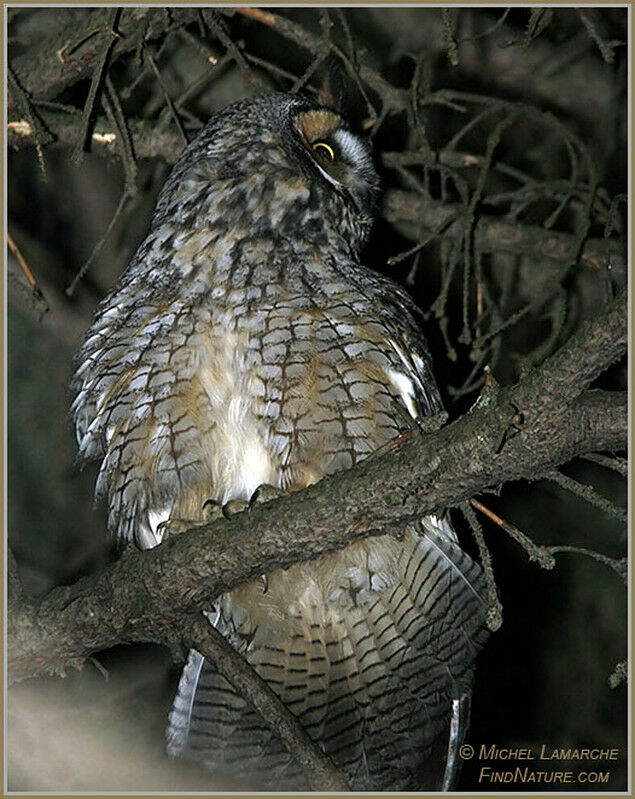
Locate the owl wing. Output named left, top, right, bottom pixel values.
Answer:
left=71, top=290, right=195, bottom=547
left=71, top=231, right=238, bottom=549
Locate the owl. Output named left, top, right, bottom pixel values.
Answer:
left=72, top=92, right=488, bottom=791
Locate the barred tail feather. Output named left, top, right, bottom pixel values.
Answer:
left=167, top=521, right=488, bottom=790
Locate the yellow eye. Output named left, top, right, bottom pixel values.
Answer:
left=312, top=141, right=335, bottom=161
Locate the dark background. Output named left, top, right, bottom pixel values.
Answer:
left=7, top=6, right=628, bottom=791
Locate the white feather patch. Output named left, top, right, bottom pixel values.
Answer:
left=387, top=368, right=418, bottom=419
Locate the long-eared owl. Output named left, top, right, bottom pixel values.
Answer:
left=72, top=92, right=488, bottom=791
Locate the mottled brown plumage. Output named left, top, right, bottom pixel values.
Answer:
left=72, top=93, right=487, bottom=790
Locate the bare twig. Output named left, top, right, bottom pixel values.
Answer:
left=66, top=190, right=131, bottom=296
left=233, top=6, right=276, bottom=28
left=72, top=8, right=121, bottom=162
left=470, top=498, right=555, bottom=569
left=203, top=10, right=258, bottom=88
left=469, top=496, right=626, bottom=604
left=581, top=453, right=628, bottom=477
left=103, top=76, right=137, bottom=196
left=146, top=52, right=188, bottom=147
left=441, top=8, right=459, bottom=66
left=458, top=8, right=512, bottom=43
left=527, top=9, right=554, bottom=43
left=543, top=546, right=627, bottom=583
left=383, top=189, right=626, bottom=280
left=7, top=64, right=51, bottom=175
left=576, top=8, right=623, bottom=64
left=547, top=469, right=627, bottom=523
left=460, top=503, right=503, bottom=631
left=7, top=232, right=49, bottom=317
left=7, top=233, right=45, bottom=299
left=244, top=52, right=312, bottom=91
left=233, top=7, right=407, bottom=113
left=290, top=9, right=331, bottom=94
left=10, top=8, right=171, bottom=101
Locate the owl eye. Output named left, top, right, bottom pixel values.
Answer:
left=311, top=141, right=335, bottom=161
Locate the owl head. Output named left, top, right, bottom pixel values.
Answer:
left=154, top=93, right=380, bottom=253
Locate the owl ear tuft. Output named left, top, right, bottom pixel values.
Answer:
left=294, top=109, right=342, bottom=145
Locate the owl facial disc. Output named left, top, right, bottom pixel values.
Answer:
left=293, top=106, right=378, bottom=215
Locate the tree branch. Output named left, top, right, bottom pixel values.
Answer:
left=233, top=7, right=408, bottom=113
left=8, top=289, right=626, bottom=687
left=517, top=288, right=626, bottom=404
left=8, top=111, right=186, bottom=162
left=9, top=8, right=172, bottom=102
left=383, top=189, right=626, bottom=279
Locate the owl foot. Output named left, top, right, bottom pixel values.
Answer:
left=202, top=497, right=250, bottom=520
left=156, top=517, right=202, bottom=540
left=222, top=498, right=251, bottom=518
left=201, top=484, right=285, bottom=522
left=249, top=483, right=285, bottom=508
left=202, top=499, right=224, bottom=521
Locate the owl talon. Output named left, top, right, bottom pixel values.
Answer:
left=222, top=498, right=251, bottom=518
left=204, top=494, right=272, bottom=520
left=157, top=518, right=192, bottom=539
left=249, top=483, right=285, bottom=509
left=203, top=498, right=225, bottom=521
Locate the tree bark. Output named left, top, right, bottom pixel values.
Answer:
left=383, top=189, right=625, bottom=279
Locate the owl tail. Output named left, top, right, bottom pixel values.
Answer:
left=166, top=521, right=488, bottom=791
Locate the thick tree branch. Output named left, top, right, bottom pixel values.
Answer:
left=9, top=8, right=172, bottom=102
left=8, top=111, right=186, bottom=161
left=383, top=189, right=626, bottom=279
left=8, top=289, right=626, bottom=688
left=517, top=288, right=626, bottom=404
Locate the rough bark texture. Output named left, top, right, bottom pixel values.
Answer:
left=9, top=8, right=172, bottom=101
left=384, top=189, right=625, bottom=279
